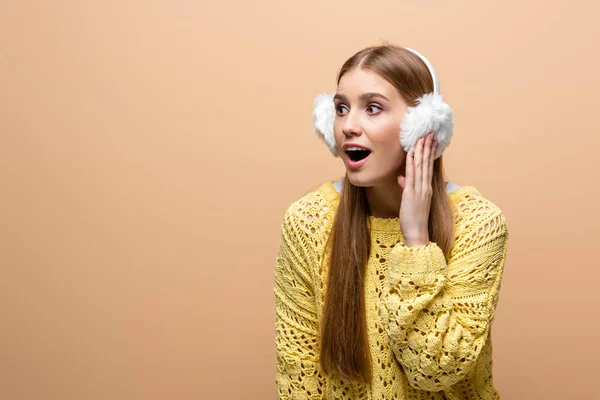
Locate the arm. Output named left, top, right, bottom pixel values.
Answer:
left=378, top=207, right=509, bottom=391
left=274, top=206, right=327, bottom=399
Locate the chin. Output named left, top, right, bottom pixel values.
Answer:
left=345, top=165, right=401, bottom=188
left=345, top=172, right=380, bottom=188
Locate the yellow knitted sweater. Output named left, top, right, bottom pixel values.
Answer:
left=273, top=179, right=509, bottom=400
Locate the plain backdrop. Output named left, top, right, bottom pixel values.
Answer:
left=1, top=1, right=599, bottom=399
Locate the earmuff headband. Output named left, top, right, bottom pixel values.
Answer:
left=312, top=46, right=454, bottom=160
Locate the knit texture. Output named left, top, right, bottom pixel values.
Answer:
left=273, top=180, right=509, bottom=400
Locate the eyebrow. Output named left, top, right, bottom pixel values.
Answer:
left=333, top=92, right=390, bottom=102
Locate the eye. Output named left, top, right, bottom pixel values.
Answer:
left=366, top=104, right=383, bottom=114
left=336, top=104, right=349, bottom=116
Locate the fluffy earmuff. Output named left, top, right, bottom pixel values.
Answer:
left=312, top=47, right=454, bottom=160
left=399, top=93, right=453, bottom=159
left=312, top=92, right=339, bottom=158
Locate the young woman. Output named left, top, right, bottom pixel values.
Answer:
left=273, top=44, right=509, bottom=399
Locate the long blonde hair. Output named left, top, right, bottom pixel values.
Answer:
left=319, top=45, right=455, bottom=383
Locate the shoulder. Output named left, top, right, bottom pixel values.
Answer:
left=281, top=179, right=339, bottom=239
left=448, top=185, right=505, bottom=217
left=447, top=185, right=509, bottom=240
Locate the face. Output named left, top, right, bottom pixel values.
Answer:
left=333, top=68, right=408, bottom=187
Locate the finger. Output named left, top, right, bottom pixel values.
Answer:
left=430, top=137, right=437, bottom=184
left=414, top=137, right=423, bottom=192
left=422, top=133, right=433, bottom=191
left=405, top=149, right=414, bottom=191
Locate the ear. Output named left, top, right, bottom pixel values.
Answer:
left=399, top=93, right=454, bottom=159
left=312, top=92, right=339, bottom=158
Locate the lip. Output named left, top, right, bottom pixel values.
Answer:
left=343, top=143, right=372, bottom=169
left=342, top=143, right=371, bottom=151
left=345, top=152, right=370, bottom=169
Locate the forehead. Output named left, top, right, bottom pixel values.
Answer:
left=337, top=68, right=397, bottom=98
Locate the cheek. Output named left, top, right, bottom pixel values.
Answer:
left=372, top=120, right=401, bottom=148
left=333, top=119, right=343, bottom=143
left=373, top=122, right=406, bottom=164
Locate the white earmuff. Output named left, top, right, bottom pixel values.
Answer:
left=312, top=47, right=454, bottom=159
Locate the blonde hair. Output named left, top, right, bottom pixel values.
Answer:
left=319, top=44, right=455, bottom=383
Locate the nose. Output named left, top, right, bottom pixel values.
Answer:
left=341, top=109, right=362, bottom=138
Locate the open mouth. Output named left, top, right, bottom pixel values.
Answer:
left=346, top=149, right=372, bottom=162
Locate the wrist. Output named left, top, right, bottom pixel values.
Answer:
left=402, top=234, right=430, bottom=248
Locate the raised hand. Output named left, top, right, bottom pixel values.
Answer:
left=397, top=132, right=438, bottom=247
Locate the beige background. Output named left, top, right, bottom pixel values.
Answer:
left=1, top=1, right=599, bottom=399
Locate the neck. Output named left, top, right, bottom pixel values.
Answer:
left=364, top=177, right=403, bottom=219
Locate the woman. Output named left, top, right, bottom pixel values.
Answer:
left=273, top=44, right=509, bottom=399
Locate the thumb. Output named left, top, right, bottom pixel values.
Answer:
left=397, top=175, right=406, bottom=190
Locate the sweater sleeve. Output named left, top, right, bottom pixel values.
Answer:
left=273, top=205, right=327, bottom=399
left=378, top=204, right=509, bottom=392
